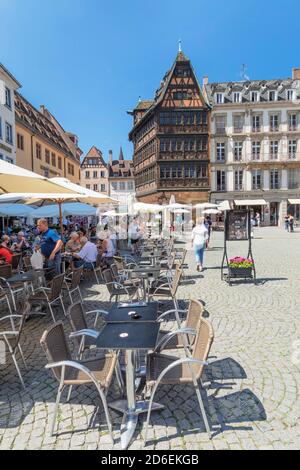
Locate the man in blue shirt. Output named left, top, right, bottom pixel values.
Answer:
left=37, top=219, right=63, bottom=276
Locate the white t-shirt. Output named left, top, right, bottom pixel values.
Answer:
left=191, top=224, right=209, bottom=248
left=78, top=241, right=98, bottom=263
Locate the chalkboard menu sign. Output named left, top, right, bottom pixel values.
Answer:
left=225, top=210, right=249, bottom=241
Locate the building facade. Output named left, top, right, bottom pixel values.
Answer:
left=204, top=68, right=300, bottom=226
left=80, top=146, right=109, bottom=193
left=15, top=93, right=81, bottom=183
left=128, top=50, right=210, bottom=205
left=0, top=64, right=21, bottom=164
left=108, top=148, right=135, bottom=209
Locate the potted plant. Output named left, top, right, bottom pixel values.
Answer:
left=228, top=256, right=254, bottom=278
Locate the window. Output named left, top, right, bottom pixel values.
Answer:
left=0, top=117, right=2, bottom=139
left=0, top=154, right=3, bottom=160
left=51, top=153, right=56, bottom=166
left=251, top=91, right=259, bottom=102
left=85, top=171, right=90, bottom=179
left=5, top=87, right=12, bottom=108
left=252, top=170, right=261, bottom=189
left=287, top=89, right=294, bottom=101
left=234, top=142, right=243, bottom=161
left=119, top=182, right=126, bottom=190
left=233, top=115, right=244, bottom=132
left=100, top=184, right=106, bottom=192
left=45, top=149, right=50, bottom=164
left=68, top=163, right=74, bottom=176
left=288, top=169, right=300, bottom=189
left=270, top=169, right=280, bottom=189
left=234, top=170, right=243, bottom=191
left=93, top=171, right=97, bottom=178
left=173, top=91, right=189, bottom=100
left=270, top=141, right=278, bottom=160
left=100, top=171, right=105, bottom=178
left=111, top=182, right=118, bottom=190
left=86, top=184, right=90, bottom=189
left=215, top=93, right=224, bottom=104
left=215, top=115, right=226, bottom=134
left=36, top=143, right=42, bottom=160
left=44, top=168, right=49, bottom=178
left=252, top=115, right=261, bottom=132
left=58, top=156, right=62, bottom=170
left=5, top=122, right=13, bottom=144
left=252, top=141, right=260, bottom=160
left=6, top=157, right=13, bottom=164
left=288, top=140, right=297, bottom=159
left=17, top=133, right=24, bottom=150
left=216, top=143, right=226, bottom=161
left=270, top=114, right=279, bottom=131
left=289, top=114, right=297, bottom=130
left=127, top=181, right=134, bottom=191
left=233, top=92, right=241, bottom=103
left=269, top=90, right=276, bottom=101
left=216, top=170, right=226, bottom=191
left=93, top=184, right=98, bottom=191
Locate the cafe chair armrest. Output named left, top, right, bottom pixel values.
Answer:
left=154, top=328, right=196, bottom=353
left=156, top=309, right=187, bottom=322
left=69, top=329, right=99, bottom=340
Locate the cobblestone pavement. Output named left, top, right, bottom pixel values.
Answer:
left=0, top=227, right=300, bottom=450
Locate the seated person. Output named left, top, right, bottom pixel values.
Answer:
left=65, top=232, right=81, bottom=253
left=78, top=228, right=87, bottom=246
left=0, top=241, right=13, bottom=264
left=72, top=237, right=98, bottom=269
left=12, top=231, right=30, bottom=252
left=100, top=231, right=116, bottom=266
left=1, top=234, right=11, bottom=249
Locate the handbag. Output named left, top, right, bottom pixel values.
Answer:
left=30, top=250, right=44, bottom=270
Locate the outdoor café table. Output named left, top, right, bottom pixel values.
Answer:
left=107, top=301, right=159, bottom=322
left=140, top=251, right=162, bottom=267
left=6, top=271, right=39, bottom=295
left=132, top=266, right=161, bottom=300
left=95, top=321, right=163, bottom=449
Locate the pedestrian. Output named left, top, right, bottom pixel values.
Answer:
left=284, top=215, right=289, bottom=231
left=191, top=216, right=209, bottom=272
left=204, top=216, right=212, bottom=246
left=255, top=212, right=261, bottom=227
left=128, top=217, right=140, bottom=254
left=288, top=214, right=294, bottom=232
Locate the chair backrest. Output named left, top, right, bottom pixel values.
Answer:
left=48, top=274, right=65, bottom=301
left=102, top=268, right=114, bottom=293
left=171, top=266, right=182, bottom=296
left=70, top=266, right=83, bottom=289
left=10, top=302, right=31, bottom=352
left=186, top=299, right=204, bottom=345
left=95, top=253, right=103, bottom=269
left=11, top=253, right=22, bottom=270
left=113, top=256, right=124, bottom=271
left=67, top=302, right=87, bottom=344
left=191, top=317, right=214, bottom=380
left=22, top=256, right=32, bottom=271
left=40, top=321, right=72, bottom=381
left=110, top=263, right=119, bottom=281
left=0, top=263, right=12, bottom=279
left=177, top=249, right=187, bottom=268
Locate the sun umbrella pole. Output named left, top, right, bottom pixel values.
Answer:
left=58, top=200, right=64, bottom=247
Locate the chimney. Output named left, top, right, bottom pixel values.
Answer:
left=292, top=68, right=300, bottom=79
left=202, top=76, right=209, bottom=86
left=108, top=149, right=113, bottom=166
left=40, top=105, right=45, bottom=114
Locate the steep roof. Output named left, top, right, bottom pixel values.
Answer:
left=15, top=92, right=75, bottom=159
left=109, top=158, right=134, bottom=178
left=0, top=63, right=21, bottom=88
left=81, top=146, right=107, bottom=168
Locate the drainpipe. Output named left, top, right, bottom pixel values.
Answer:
left=30, top=134, right=34, bottom=172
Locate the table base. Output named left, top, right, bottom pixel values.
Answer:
left=109, top=400, right=164, bottom=450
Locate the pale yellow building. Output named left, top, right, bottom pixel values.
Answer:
left=15, top=92, right=82, bottom=182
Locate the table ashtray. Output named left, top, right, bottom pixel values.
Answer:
left=119, top=333, right=129, bottom=338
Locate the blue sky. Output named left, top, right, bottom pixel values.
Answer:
left=1, top=0, right=300, bottom=161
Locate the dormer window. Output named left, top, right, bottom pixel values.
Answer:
left=287, top=89, right=294, bottom=101
left=251, top=91, right=259, bottom=102
left=269, top=90, right=276, bottom=101
left=233, top=92, right=241, bottom=103
left=215, top=93, right=224, bottom=104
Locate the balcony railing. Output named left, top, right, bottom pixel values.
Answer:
left=269, top=125, right=279, bottom=132
left=252, top=126, right=261, bottom=133
left=233, top=127, right=243, bottom=133
left=215, top=127, right=226, bottom=135
left=289, top=125, right=298, bottom=131
left=245, top=152, right=300, bottom=162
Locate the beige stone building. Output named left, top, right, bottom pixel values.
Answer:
left=80, top=146, right=109, bottom=193
left=15, top=92, right=82, bottom=182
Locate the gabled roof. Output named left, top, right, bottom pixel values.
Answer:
left=0, top=63, right=21, bottom=88
left=81, top=146, right=107, bottom=168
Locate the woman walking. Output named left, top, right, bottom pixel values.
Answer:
left=191, top=217, right=209, bottom=272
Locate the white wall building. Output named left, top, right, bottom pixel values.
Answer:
left=204, top=68, right=300, bottom=226
left=0, top=64, right=21, bottom=164
left=108, top=148, right=135, bottom=211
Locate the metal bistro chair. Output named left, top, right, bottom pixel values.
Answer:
left=40, top=321, right=117, bottom=441
left=11, top=253, right=22, bottom=273
left=28, top=273, right=66, bottom=322
left=102, top=268, right=139, bottom=302
left=156, top=299, right=205, bottom=351
left=62, top=266, right=83, bottom=304
left=144, top=317, right=215, bottom=445
left=148, top=266, right=183, bottom=311
left=22, top=256, right=32, bottom=272
left=0, top=302, right=30, bottom=388
left=0, top=264, right=24, bottom=311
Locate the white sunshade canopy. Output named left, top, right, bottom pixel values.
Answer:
left=133, top=202, right=163, bottom=213
left=234, top=199, right=267, bottom=206
left=171, top=208, right=190, bottom=214
left=50, top=177, right=117, bottom=205
left=194, top=203, right=219, bottom=210
left=0, top=160, right=75, bottom=195
left=217, top=200, right=231, bottom=211
left=202, top=209, right=222, bottom=215
left=288, top=199, right=300, bottom=204
left=103, top=210, right=128, bottom=217
left=0, top=193, right=88, bottom=204
left=30, top=203, right=98, bottom=219
left=167, top=203, right=190, bottom=210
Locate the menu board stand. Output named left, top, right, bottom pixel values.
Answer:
left=221, top=210, right=256, bottom=285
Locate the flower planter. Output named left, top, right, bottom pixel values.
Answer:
left=229, top=267, right=252, bottom=278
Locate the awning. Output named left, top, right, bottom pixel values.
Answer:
left=288, top=199, right=300, bottom=204
left=234, top=199, right=267, bottom=206
left=217, top=200, right=231, bottom=211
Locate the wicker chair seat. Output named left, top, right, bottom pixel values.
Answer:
left=63, top=354, right=117, bottom=387
left=146, top=352, right=203, bottom=385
